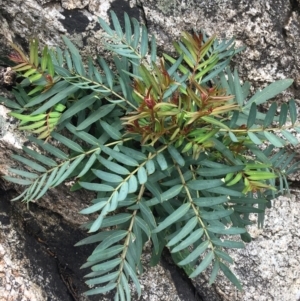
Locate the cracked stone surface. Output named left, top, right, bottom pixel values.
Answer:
left=1, top=0, right=300, bottom=301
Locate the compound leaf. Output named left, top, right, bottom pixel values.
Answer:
left=153, top=203, right=190, bottom=233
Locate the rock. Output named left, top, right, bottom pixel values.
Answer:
left=1, top=0, right=300, bottom=300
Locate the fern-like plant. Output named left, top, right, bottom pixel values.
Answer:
left=1, top=11, right=300, bottom=300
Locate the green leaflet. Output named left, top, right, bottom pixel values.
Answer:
left=200, top=209, right=234, bottom=220
left=101, top=145, right=139, bottom=167
left=264, top=102, right=277, bottom=128
left=128, top=175, right=138, bottom=193
left=118, top=145, right=147, bottom=161
left=93, top=230, right=128, bottom=252
left=156, top=152, right=168, bottom=170
left=214, top=249, right=234, bottom=264
left=178, top=240, right=209, bottom=266
left=84, top=283, right=117, bottom=296
left=197, top=165, right=244, bottom=177
left=153, top=203, right=190, bottom=233
left=207, top=226, right=246, bottom=235
left=137, top=166, right=147, bottom=184
left=189, top=250, right=214, bottom=278
left=97, top=155, right=130, bottom=175
left=11, top=155, right=47, bottom=173
left=211, top=238, right=245, bottom=249
left=59, top=93, right=98, bottom=124
left=209, top=260, right=220, bottom=285
left=168, top=145, right=185, bottom=166
left=79, top=182, right=114, bottom=191
left=193, top=196, right=229, bottom=207
left=167, top=216, right=198, bottom=247
left=187, top=179, right=224, bottom=191
left=92, top=169, right=123, bottom=183
left=247, top=103, right=257, bottom=128
left=171, top=228, right=204, bottom=253
left=145, top=184, right=183, bottom=207
left=220, top=262, right=243, bottom=291
left=76, top=104, right=115, bottom=131
left=263, top=131, right=284, bottom=147
left=51, top=132, right=84, bottom=152
left=124, top=260, right=142, bottom=297
left=100, top=120, right=122, bottom=139
left=243, top=79, right=293, bottom=109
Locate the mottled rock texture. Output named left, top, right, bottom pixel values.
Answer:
left=1, top=0, right=300, bottom=300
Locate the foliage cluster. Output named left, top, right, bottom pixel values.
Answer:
left=1, top=11, right=300, bottom=300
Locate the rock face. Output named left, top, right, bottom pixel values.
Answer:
left=0, top=1, right=300, bottom=301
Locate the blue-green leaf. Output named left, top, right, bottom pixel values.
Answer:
left=248, top=132, right=262, bottom=145
left=53, top=154, right=85, bottom=186
left=146, top=184, right=183, bottom=206
left=243, top=79, right=293, bottom=109
left=101, top=145, right=139, bottom=167
left=207, top=226, right=246, bottom=235
left=197, top=166, right=244, bottom=177
left=3, top=176, right=33, bottom=185
left=209, top=260, right=220, bottom=285
left=84, top=283, right=117, bottom=296
left=279, top=103, right=288, bottom=127
left=153, top=203, right=190, bottom=233
left=92, top=169, right=123, bottom=183
left=187, top=179, right=224, bottom=191
left=233, top=68, right=244, bottom=107
left=178, top=240, right=209, bottom=266
left=110, top=11, right=123, bottom=37
left=8, top=169, right=38, bottom=179
left=263, top=131, right=284, bottom=147
left=59, top=93, right=98, bottom=124
left=51, top=132, right=84, bottom=152
left=77, top=151, right=99, bottom=178
left=281, top=130, right=298, bottom=145
left=117, top=182, right=129, bottom=201
left=79, top=182, right=114, bottom=191
left=146, top=160, right=155, bottom=175
left=200, top=209, right=233, bottom=220
left=247, top=103, right=257, bottom=128
left=189, top=250, right=214, bottom=278
left=137, top=166, right=147, bottom=184
left=97, top=155, right=130, bottom=175
left=193, top=196, right=228, bottom=207
left=128, top=175, right=138, bottom=193
left=124, top=260, right=141, bottom=297
left=211, top=238, right=244, bottom=249
left=140, top=25, right=148, bottom=57
left=135, top=215, right=151, bottom=238
left=171, top=228, right=204, bottom=253
left=91, top=258, right=122, bottom=272
left=94, top=230, right=128, bottom=252
left=100, top=120, right=122, bottom=140
left=220, top=262, right=242, bottom=290
left=289, top=99, right=297, bottom=125
left=31, top=85, right=79, bottom=115
left=214, top=250, right=234, bottom=264
left=80, top=201, right=107, bottom=214
left=264, top=102, right=277, bottom=128
left=156, top=152, right=168, bottom=170
left=76, top=104, right=115, bottom=131
left=168, top=145, right=185, bottom=166
left=167, top=217, right=198, bottom=247
left=11, top=155, right=47, bottom=172
left=85, top=270, right=119, bottom=286
left=118, top=145, right=147, bottom=161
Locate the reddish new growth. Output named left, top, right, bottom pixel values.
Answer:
left=8, top=51, right=25, bottom=63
